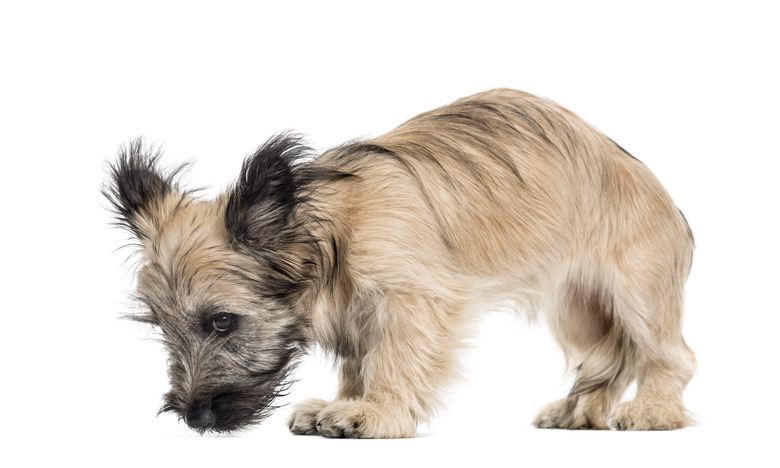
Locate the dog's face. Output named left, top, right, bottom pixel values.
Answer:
left=105, top=137, right=312, bottom=433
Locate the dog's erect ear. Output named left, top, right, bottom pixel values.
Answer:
left=104, top=138, right=185, bottom=242
left=225, top=133, right=310, bottom=249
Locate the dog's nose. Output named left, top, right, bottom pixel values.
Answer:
left=185, top=406, right=216, bottom=431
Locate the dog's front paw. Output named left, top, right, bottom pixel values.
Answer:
left=288, top=398, right=328, bottom=435
left=315, top=400, right=364, bottom=438
left=315, top=400, right=416, bottom=439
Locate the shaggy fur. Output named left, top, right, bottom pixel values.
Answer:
left=105, top=88, right=696, bottom=437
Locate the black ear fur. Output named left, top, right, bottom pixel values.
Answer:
left=103, top=138, right=184, bottom=240
left=225, top=133, right=312, bottom=248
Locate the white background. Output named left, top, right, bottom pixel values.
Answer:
left=2, top=1, right=778, bottom=466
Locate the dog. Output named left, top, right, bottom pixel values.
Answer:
left=105, top=88, right=696, bottom=437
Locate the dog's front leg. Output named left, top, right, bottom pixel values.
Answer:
left=287, top=357, right=363, bottom=435
left=293, top=293, right=461, bottom=438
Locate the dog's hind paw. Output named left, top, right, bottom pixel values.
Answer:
left=288, top=398, right=328, bottom=435
left=533, top=398, right=573, bottom=429
left=533, top=398, right=610, bottom=430
left=611, top=400, right=692, bottom=431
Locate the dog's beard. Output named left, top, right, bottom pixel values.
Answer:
left=159, top=362, right=297, bottom=434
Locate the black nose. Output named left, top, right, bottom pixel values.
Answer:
left=186, top=406, right=216, bottom=431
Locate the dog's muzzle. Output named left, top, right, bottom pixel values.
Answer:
left=186, top=406, right=216, bottom=431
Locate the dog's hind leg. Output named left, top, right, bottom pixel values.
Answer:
left=535, top=282, right=637, bottom=429
left=609, top=288, right=696, bottom=430
left=536, top=242, right=696, bottom=431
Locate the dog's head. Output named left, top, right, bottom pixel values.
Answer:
left=104, top=136, right=316, bottom=433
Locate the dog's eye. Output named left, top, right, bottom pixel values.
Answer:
left=212, top=314, right=233, bottom=333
